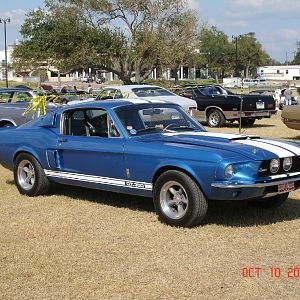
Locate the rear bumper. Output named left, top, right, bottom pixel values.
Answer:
left=191, top=109, right=277, bottom=122
left=224, top=110, right=276, bottom=120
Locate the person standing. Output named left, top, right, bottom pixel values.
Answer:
left=87, top=84, right=93, bottom=94
left=283, top=86, right=292, bottom=106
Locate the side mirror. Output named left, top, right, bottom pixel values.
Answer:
left=40, top=113, right=57, bottom=128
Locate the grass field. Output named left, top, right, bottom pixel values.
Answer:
left=1, top=112, right=300, bottom=299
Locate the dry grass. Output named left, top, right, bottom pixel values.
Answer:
left=1, top=112, right=300, bottom=300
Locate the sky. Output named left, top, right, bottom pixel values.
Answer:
left=0, top=0, right=299, bottom=63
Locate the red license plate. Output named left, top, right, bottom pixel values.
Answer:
left=278, top=181, right=294, bottom=193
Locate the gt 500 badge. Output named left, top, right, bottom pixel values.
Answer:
left=125, top=181, right=146, bottom=189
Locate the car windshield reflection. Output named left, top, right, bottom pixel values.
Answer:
left=132, top=87, right=175, bottom=97
left=114, top=104, right=204, bottom=136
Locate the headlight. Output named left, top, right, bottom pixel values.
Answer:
left=270, top=159, right=280, bottom=173
left=225, top=164, right=235, bottom=179
left=283, top=157, right=292, bottom=171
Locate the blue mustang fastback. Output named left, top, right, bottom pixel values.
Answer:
left=0, top=99, right=300, bottom=227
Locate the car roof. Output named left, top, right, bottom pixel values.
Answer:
left=0, top=87, right=35, bottom=92
left=64, top=98, right=174, bottom=110
left=101, top=85, right=162, bottom=92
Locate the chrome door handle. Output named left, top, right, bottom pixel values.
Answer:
left=58, top=138, right=68, bottom=143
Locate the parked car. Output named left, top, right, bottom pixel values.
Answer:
left=81, top=76, right=92, bottom=83
left=95, top=76, right=106, bottom=84
left=10, top=85, right=33, bottom=90
left=173, top=84, right=277, bottom=127
left=0, top=88, right=58, bottom=127
left=93, top=85, right=197, bottom=114
left=249, top=89, right=276, bottom=95
left=1, top=100, right=300, bottom=227
left=51, top=86, right=88, bottom=104
left=281, top=104, right=300, bottom=130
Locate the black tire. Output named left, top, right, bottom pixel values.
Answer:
left=207, top=109, right=226, bottom=127
left=249, top=193, right=289, bottom=209
left=241, top=118, right=256, bottom=127
left=14, top=153, right=50, bottom=196
left=2, top=122, right=14, bottom=128
left=153, top=170, right=208, bottom=227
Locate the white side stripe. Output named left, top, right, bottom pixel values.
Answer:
left=235, top=139, right=295, bottom=158
left=258, top=139, right=300, bottom=156
left=44, top=170, right=153, bottom=191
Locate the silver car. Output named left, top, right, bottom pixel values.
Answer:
left=0, top=88, right=57, bottom=127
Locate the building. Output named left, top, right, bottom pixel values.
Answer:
left=257, top=65, right=300, bottom=81
left=0, top=44, right=14, bottom=81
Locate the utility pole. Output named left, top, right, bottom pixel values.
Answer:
left=232, top=35, right=242, bottom=77
left=0, top=17, right=10, bottom=88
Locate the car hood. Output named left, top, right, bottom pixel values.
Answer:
left=133, top=131, right=300, bottom=160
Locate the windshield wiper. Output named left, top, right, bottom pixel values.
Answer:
left=135, top=127, right=162, bottom=135
left=171, top=126, right=195, bottom=131
left=163, top=126, right=195, bottom=132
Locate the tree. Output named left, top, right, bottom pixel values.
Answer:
left=235, top=33, right=272, bottom=78
left=292, top=42, right=300, bottom=65
left=158, top=10, right=199, bottom=83
left=197, top=26, right=233, bottom=82
left=13, top=0, right=193, bottom=84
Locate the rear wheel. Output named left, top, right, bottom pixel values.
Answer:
left=241, top=118, right=256, bottom=127
left=207, top=109, right=226, bottom=127
left=14, top=153, right=50, bottom=196
left=249, top=193, right=288, bottom=209
left=153, top=170, right=208, bottom=227
left=0, top=122, right=14, bottom=128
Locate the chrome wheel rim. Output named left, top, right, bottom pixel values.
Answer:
left=17, top=160, right=36, bottom=190
left=160, top=181, right=189, bottom=219
left=209, top=112, right=220, bottom=126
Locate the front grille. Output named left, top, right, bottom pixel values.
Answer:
left=258, top=156, right=300, bottom=177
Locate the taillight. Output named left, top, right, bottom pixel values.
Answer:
left=267, top=103, right=274, bottom=109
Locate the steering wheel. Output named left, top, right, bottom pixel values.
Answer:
left=86, top=121, right=98, bottom=135
left=163, top=123, right=178, bottom=132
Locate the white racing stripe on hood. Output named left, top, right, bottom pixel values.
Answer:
left=163, top=131, right=247, bottom=139
left=235, top=139, right=295, bottom=158
left=256, top=139, right=300, bottom=156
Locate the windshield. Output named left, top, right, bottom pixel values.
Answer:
left=114, top=104, right=204, bottom=136
left=132, top=87, right=175, bottom=97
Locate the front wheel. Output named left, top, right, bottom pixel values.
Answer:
left=249, top=193, right=289, bottom=209
left=207, top=109, right=226, bottom=127
left=14, top=153, right=50, bottom=196
left=153, top=170, right=208, bottom=227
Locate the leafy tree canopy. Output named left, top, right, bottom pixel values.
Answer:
left=13, top=0, right=197, bottom=84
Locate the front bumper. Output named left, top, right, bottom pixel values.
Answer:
left=210, top=174, right=300, bottom=200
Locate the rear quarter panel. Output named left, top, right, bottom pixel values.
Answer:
left=0, top=127, right=58, bottom=171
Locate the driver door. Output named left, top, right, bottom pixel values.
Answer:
left=52, top=108, right=126, bottom=190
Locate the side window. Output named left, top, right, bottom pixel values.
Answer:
left=0, top=92, right=13, bottom=103
left=176, top=89, right=193, bottom=99
left=113, top=89, right=124, bottom=99
left=199, top=87, right=211, bottom=96
left=63, top=109, right=120, bottom=138
left=98, top=89, right=113, bottom=100
left=98, top=89, right=124, bottom=100
left=12, top=91, right=33, bottom=102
